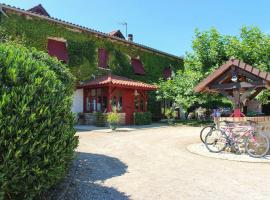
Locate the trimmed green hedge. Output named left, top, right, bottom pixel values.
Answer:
left=134, top=112, right=152, bottom=125
left=0, top=43, right=78, bottom=199
left=95, top=112, right=107, bottom=127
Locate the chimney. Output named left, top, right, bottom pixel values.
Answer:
left=128, top=34, right=133, bottom=42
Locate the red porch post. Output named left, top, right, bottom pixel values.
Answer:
left=145, top=91, right=148, bottom=112
left=108, top=84, right=112, bottom=112
left=83, top=88, right=87, bottom=113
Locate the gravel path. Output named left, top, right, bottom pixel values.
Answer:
left=63, top=126, right=270, bottom=200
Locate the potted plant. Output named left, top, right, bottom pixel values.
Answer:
left=107, top=107, right=120, bottom=130
left=78, top=112, right=84, bottom=124
left=165, top=107, right=177, bottom=125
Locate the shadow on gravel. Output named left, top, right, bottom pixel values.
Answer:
left=75, top=152, right=128, bottom=182
left=64, top=152, right=130, bottom=200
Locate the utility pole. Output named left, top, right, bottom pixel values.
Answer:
left=119, top=22, right=128, bottom=38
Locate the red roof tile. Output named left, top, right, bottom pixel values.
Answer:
left=77, top=74, right=157, bottom=90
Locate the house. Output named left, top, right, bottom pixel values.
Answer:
left=0, top=3, right=183, bottom=124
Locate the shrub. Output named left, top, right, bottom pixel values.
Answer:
left=107, top=107, right=120, bottom=130
left=164, top=108, right=177, bottom=120
left=107, top=113, right=120, bottom=130
left=134, top=112, right=152, bottom=125
left=0, top=43, right=78, bottom=199
left=95, top=112, right=106, bottom=127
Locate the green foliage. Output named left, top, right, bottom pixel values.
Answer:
left=95, top=112, right=106, bottom=127
left=157, top=26, right=270, bottom=110
left=0, top=12, right=183, bottom=115
left=0, top=43, right=78, bottom=199
left=107, top=107, right=120, bottom=128
left=164, top=108, right=177, bottom=120
left=134, top=112, right=152, bottom=125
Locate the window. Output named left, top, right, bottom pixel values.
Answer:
left=131, top=58, right=145, bottom=75
left=163, top=67, right=172, bottom=79
left=47, top=38, right=68, bottom=63
left=98, top=48, right=108, bottom=68
left=85, top=88, right=107, bottom=113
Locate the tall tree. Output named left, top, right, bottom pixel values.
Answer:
left=157, top=26, right=270, bottom=111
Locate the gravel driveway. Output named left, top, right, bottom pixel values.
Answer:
left=64, top=126, right=270, bottom=200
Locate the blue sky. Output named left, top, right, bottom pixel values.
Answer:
left=1, top=0, right=270, bottom=57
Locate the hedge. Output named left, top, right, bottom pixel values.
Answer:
left=0, top=43, right=78, bottom=199
left=134, top=112, right=152, bottom=125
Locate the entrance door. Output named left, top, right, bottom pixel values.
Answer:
left=122, top=89, right=135, bottom=124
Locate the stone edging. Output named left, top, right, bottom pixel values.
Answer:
left=187, top=143, right=270, bottom=163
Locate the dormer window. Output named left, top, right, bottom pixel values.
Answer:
left=47, top=37, right=69, bottom=63
left=163, top=67, right=172, bottom=79
left=131, top=58, right=145, bottom=75
left=98, top=48, right=108, bottom=68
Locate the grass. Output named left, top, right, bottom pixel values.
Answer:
left=174, top=119, right=213, bottom=127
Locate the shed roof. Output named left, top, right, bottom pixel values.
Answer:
left=194, top=59, right=270, bottom=93
left=77, top=74, right=158, bottom=90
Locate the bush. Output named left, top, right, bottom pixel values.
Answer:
left=164, top=108, right=177, bottom=120
left=95, top=112, right=106, bottom=127
left=107, top=112, right=120, bottom=130
left=0, top=43, right=78, bottom=199
left=134, top=112, right=152, bottom=125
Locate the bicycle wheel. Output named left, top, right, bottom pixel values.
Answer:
left=200, top=125, right=216, bottom=143
left=205, top=129, right=227, bottom=153
left=245, top=132, right=270, bottom=158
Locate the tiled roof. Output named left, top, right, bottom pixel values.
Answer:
left=27, top=4, right=50, bottom=17
left=108, top=30, right=125, bottom=39
left=77, top=74, right=158, bottom=90
left=0, top=3, right=182, bottom=60
left=194, top=58, right=270, bottom=93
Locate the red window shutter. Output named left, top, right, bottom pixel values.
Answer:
left=47, top=39, right=69, bottom=63
left=98, top=48, right=108, bottom=68
left=163, top=67, right=172, bottom=79
left=132, top=59, right=145, bottom=75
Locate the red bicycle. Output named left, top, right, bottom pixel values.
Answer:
left=205, top=121, right=270, bottom=158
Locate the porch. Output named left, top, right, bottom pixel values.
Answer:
left=75, top=74, right=157, bottom=125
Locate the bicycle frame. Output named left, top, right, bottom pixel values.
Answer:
left=220, top=123, right=256, bottom=146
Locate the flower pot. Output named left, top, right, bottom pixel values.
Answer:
left=110, top=123, right=117, bottom=130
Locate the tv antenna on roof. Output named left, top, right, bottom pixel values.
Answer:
left=119, top=22, right=128, bottom=38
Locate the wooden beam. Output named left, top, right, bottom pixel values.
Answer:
left=240, top=88, right=254, bottom=103
left=237, top=68, right=262, bottom=81
left=212, top=69, right=232, bottom=84
left=248, top=88, right=263, bottom=100
left=210, top=81, right=265, bottom=90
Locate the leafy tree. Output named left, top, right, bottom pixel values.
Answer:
left=157, top=26, right=270, bottom=111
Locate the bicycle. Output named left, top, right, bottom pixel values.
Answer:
left=205, top=121, right=270, bottom=158
left=200, top=121, right=229, bottom=144
left=200, top=124, right=216, bottom=144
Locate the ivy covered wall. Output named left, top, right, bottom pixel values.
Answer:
left=0, top=11, right=183, bottom=117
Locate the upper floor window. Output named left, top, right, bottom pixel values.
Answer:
left=163, top=67, right=172, bottom=79
left=47, top=37, right=68, bottom=63
left=98, top=48, right=108, bottom=68
left=131, top=58, right=145, bottom=75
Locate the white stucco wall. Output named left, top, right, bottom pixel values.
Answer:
left=71, top=89, right=83, bottom=113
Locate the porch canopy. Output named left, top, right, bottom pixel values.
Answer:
left=194, top=58, right=270, bottom=117
left=77, top=74, right=157, bottom=124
